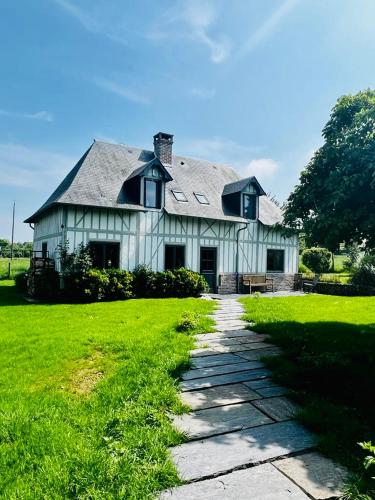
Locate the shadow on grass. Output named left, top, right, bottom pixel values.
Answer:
left=253, top=319, right=375, bottom=478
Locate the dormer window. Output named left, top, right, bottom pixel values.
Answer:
left=194, top=192, right=209, bottom=205
left=243, top=193, right=257, bottom=220
left=144, top=178, right=161, bottom=208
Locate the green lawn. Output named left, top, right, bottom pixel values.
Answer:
left=0, top=257, right=29, bottom=279
left=0, top=281, right=214, bottom=499
left=241, top=295, right=375, bottom=491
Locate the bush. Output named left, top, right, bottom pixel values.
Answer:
left=302, top=247, right=331, bottom=274
left=132, top=265, right=156, bottom=298
left=105, top=269, right=133, bottom=300
left=154, top=270, right=176, bottom=297
left=351, top=254, right=375, bottom=288
left=172, top=268, right=208, bottom=297
left=32, top=269, right=60, bottom=300
left=176, top=311, right=200, bottom=332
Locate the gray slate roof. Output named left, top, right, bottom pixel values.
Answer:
left=25, top=141, right=282, bottom=226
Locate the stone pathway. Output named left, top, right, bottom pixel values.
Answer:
left=161, top=298, right=348, bottom=499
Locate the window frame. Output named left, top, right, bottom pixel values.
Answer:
left=266, top=249, right=285, bottom=273
left=89, top=241, right=121, bottom=269
left=144, top=178, right=161, bottom=209
left=194, top=192, right=209, bottom=205
left=171, top=189, right=188, bottom=202
left=242, top=193, right=257, bottom=220
left=165, top=244, right=186, bottom=270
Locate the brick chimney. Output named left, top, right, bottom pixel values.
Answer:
left=153, top=132, right=173, bottom=165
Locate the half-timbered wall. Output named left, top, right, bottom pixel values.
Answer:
left=32, top=206, right=298, bottom=276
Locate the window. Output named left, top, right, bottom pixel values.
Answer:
left=267, top=249, right=284, bottom=272
left=165, top=245, right=185, bottom=270
left=243, top=194, right=257, bottom=220
left=194, top=192, right=209, bottom=205
left=171, top=189, right=188, bottom=202
left=89, top=242, right=120, bottom=269
left=42, top=242, right=48, bottom=259
left=144, top=178, right=161, bottom=208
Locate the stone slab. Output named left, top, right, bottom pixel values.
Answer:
left=236, top=348, right=281, bottom=361
left=174, top=402, right=272, bottom=439
left=181, top=383, right=261, bottom=411
left=191, top=353, right=245, bottom=369
left=171, top=420, right=316, bottom=481
left=182, top=361, right=264, bottom=380
left=196, top=338, right=243, bottom=347
left=274, top=452, right=349, bottom=499
left=239, top=334, right=268, bottom=343
left=256, top=386, right=288, bottom=397
left=243, top=378, right=277, bottom=389
left=195, top=330, right=254, bottom=341
left=160, top=463, right=310, bottom=499
left=181, top=368, right=270, bottom=391
left=216, top=324, right=249, bottom=332
left=213, top=342, right=273, bottom=353
left=252, top=397, right=299, bottom=421
left=190, top=348, right=219, bottom=357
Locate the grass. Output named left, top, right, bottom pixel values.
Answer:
left=0, top=281, right=214, bottom=499
left=0, top=257, right=29, bottom=279
left=240, top=294, right=375, bottom=492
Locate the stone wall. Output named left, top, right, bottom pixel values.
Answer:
left=218, top=272, right=302, bottom=294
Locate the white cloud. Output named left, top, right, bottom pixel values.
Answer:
left=152, top=0, right=231, bottom=64
left=242, top=158, right=279, bottom=181
left=0, top=144, right=75, bottom=188
left=93, top=78, right=148, bottom=104
left=0, top=109, right=53, bottom=122
left=237, top=0, right=299, bottom=59
left=190, top=88, right=216, bottom=99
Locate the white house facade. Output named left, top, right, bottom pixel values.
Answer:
left=25, top=132, right=299, bottom=293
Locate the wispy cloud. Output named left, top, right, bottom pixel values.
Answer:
left=93, top=78, right=148, bottom=104
left=237, top=0, right=299, bottom=59
left=0, top=109, right=53, bottom=122
left=242, top=158, right=279, bottom=181
left=53, top=0, right=129, bottom=46
left=151, top=0, right=231, bottom=63
left=0, top=143, right=75, bottom=188
left=190, top=87, right=216, bottom=99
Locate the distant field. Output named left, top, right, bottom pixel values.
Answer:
left=0, top=258, right=29, bottom=279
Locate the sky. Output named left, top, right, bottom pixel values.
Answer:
left=0, top=0, right=375, bottom=241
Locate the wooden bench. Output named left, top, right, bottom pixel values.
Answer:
left=242, top=273, right=274, bottom=294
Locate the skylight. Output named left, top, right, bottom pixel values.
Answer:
left=171, top=189, right=188, bottom=202
left=194, top=192, right=209, bottom=205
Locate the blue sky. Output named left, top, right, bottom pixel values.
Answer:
left=1, top=0, right=375, bottom=241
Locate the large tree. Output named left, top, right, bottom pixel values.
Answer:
left=284, top=89, right=375, bottom=251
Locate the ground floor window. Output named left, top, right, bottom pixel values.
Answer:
left=165, top=245, right=185, bottom=270
left=267, top=249, right=284, bottom=272
left=42, top=242, right=48, bottom=259
left=89, top=242, right=120, bottom=269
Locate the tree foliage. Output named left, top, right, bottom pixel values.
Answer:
left=283, top=89, right=375, bottom=251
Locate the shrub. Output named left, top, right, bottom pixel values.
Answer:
left=351, top=254, right=375, bottom=288
left=343, top=243, right=361, bottom=271
left=32, top=269, right=60, bottom=300
left=58, top=240, right=92, bottom=277
left=172, top=268, right=208, bottom=297
left=105, top=269, right=133, bottom=300
left=132, top=265, right=156, bottom=298
left=302, top=247, right=331, bottom=274
left=154, top=270, right=176, bottom=297
left=176, top=311, right=200, bottom=332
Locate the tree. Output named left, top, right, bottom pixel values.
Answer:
left=283, top=89, right=375, bottom=251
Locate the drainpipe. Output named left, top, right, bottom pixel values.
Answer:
left=236, top=222, right=249, bottom=293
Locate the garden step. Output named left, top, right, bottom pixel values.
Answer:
left=181, top=368, right=270, bottom=391
left=181, top=383, right=261, bottom=411
left=273, top=452, right=349, bottom=499
left=160, top=463, right=310, bottom=499
left=173, top=402, right=273, bottom=440
left=243, top=378, right=277, bottom=390
left=212, top=342, right=273, bottom=353
left=255, top=386, right=288, bottom=398
left=195, top=330, right=254, bottom=341
left=182, top=361, right=264, bottom=380
left=171, top=420, right=316, bottom=481
left=235, top=347, right=281, bottom=361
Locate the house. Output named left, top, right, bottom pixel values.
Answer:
left=25, top=132, right=299, bottom=293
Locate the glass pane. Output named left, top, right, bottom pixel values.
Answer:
left=165, top=245, right=185, bottom=269
left=194, top=193, right=209, bottom=204
left=172, top=190, right=187, bottom=202
left=243, top=194, right=257, bottom=219
left=267, top=250, right=284, bottom=272
left=145, top=179, right=158, bottom=208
